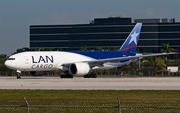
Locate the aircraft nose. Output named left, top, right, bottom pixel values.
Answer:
left=5, top=60, right=16, bottom=69
left=5, top=60, right=10, bottom=67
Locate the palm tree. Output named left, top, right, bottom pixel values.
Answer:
left=161, top=43, right=174, bottom=60
left=161, top=43, right=174, bottom=53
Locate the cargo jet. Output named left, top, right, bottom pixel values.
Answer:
left=5, top=23, right=168, bottom=79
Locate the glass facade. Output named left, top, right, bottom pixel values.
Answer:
left=30, top=18, right=180, bottom=53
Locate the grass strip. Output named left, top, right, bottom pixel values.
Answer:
left=0, top=90, right=179, bottom=113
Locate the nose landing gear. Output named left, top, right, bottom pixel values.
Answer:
left=16, top=70, right=21, bottom=79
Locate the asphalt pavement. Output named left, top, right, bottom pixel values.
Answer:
left=0, top=77, right=179, bottom=90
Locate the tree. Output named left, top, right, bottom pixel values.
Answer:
left=142, top=56, right=157, bottom=68
left=119, top=65, right=133, bottom=73
left=141, top=56, right=158, bottom=75
left=79, top=46, right=88, bottom=51
left=161, top=43, right=177, bottom=64
left=45, top=48, right=53, bottom=51
left=161, top=43, right=174, bottom=53
left=40, top=47, right=44, bottom=51
left=0, top=64, right=12, bottom=71
left=155, top=57, right=167, bottom=71
left=0, top=54, right=7, bottom=59
left=0, top=54, right=11, bottom=71
left=95, top=46, right=102, bottom=51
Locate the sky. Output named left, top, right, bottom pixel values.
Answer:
left=0, top=0, right=180, bottom=55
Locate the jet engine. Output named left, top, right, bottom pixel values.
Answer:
left=28, top=71, right=47, bottom=76
left=69, top=63, right=90, bottom=76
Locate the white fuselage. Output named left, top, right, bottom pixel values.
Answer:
left=5, top=51, right=130, bottom=72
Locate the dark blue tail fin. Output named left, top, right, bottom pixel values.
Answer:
left=119, top=23, right=142, bottom=53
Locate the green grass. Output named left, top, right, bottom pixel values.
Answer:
left=0, top=90, right=180, bottom=113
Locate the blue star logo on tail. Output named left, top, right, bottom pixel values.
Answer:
left=129, top=31, right=139, bottom=45
left=119, top=23, right=142, bottom=52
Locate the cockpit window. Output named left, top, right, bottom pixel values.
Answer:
left=8, top=58, right=15, bottom=60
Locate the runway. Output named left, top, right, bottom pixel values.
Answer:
left=0, top=76, right=180, bottom=90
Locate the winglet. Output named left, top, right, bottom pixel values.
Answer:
left=119, top=23, right=142, bottom=53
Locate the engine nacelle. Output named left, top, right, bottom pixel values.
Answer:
left=28, top=71, right=47, bottom=76
left=69, top=63, right=90, bottom=76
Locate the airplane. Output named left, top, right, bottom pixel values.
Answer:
left=5, top=23, right=168, bottom=79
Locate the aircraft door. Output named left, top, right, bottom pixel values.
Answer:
left=24, top=56, right=29, bottom=64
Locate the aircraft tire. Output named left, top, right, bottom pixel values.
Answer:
left=17, top=76, right=21, bottom=79
left=93, top=74, right=97, bottom=78
left=70, top=75, right=73, bottom=78
left=67, top=74, right=71, bottom=78
left=84, top=74, right=97, bottom=78
left=16, top=73, right=21, bottom=79
left=61, top=74, right=73, bottom=78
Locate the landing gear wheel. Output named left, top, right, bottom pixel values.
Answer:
left=60, top=75, right=64, bottom=78
left=16, top=70, right=21, bottom=79
left=16, top=73, right=21, bottom=79
left=70, top=75, right=73, bottom=78
left=93, top=74, right=97, bottom=78
left=84, top=74, right=97, bottom=78
left=60, top=74, right=73, bottom=78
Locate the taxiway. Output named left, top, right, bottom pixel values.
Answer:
left=0, top=77, right=179, bottom=90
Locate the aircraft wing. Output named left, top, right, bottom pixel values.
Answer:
left=62, top=53, right=169, bottom=67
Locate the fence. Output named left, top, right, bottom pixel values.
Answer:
left=1, top=105, right=180, bottom=113
left=97, top=71, right=180, bottom=77
left=0, top=71, right=180, bottom=77
left=0, top=96, right=180, bottom=113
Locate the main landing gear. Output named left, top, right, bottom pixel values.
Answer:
left=84, top=74, right=97, bottom=78
left=60, top=74, right=73, bottom=78
left=60, top=72, right=97, bottom=78
left=16, top=70, right=21, bottom=79
left=60, top=72, right=73, bottom=78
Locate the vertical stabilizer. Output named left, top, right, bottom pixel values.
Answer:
left=119, top=23, right=142, bottom=53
